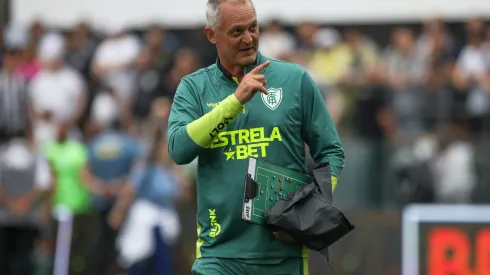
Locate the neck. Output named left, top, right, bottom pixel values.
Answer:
left=218, top=53, right=246, bottom=79
left=222, top=62, right=245, bottom=79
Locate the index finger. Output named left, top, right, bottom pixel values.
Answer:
left=249, top=60, right=270, bottom=74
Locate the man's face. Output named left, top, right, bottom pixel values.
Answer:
left=206, top=1, right=259, bottom=66
left=392, top=29, right=414, bottom=52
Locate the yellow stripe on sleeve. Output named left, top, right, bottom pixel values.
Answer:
left=187, top=94, right=243, bottom=148
left=332, top=175, right=338, bottom=192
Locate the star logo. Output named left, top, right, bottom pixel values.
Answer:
left=224, top=148, right=236, bottom=160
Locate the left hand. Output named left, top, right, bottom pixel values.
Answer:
left=273, top=231, right=298, bottom=243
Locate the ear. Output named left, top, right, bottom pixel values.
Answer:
left=204, top=26, right=217, bottom=44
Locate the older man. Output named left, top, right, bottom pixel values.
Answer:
left=167, top=0, right=344, bottom=274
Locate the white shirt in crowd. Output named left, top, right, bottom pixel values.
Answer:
left=29, top=66, right=85, bottom=122
left=259, top=31, right=296, bottom=59
left=432, top=141, right=476, bottom=203
left=28, top=66, right=85, bottom=146
left=93, top=34, right=141, bottom=101
left=0, top=138, right=51, bottom=191
left=456, top=43, right=490, bottom=77
left=456, top=42, right=490, bottom=116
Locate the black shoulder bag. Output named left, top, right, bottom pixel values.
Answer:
left=263, top=162, right=355, bottom=262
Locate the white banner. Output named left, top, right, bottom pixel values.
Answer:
left=11, top=0, right=490, bottom=29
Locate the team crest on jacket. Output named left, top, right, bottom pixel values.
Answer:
left=261, top=88, right=282, bottom=110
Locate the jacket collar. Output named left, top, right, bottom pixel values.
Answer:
left=215, top=51, right=267, bottom=83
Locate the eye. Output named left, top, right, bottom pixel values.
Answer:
left=232, top=29, right=242, bottom=36
left=250, top=24, right=257, bottom=31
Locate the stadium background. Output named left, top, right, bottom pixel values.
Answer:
left=0, top=0, right=490, bottom=274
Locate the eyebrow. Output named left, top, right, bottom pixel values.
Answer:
left=229, top=19, right=257, bottom=30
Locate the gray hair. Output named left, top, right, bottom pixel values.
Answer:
left=206, top=0, right=252, bottom=30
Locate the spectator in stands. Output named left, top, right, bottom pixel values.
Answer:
left=29, top=20, right=46, bottom=47
left=339, top=28, right=379, bottom=88
left=417, top=17, right=459, bottom=62
left=0, top=130, right=51, bottom=275
left=307, top=27, right=346, bottom=88
left=431, top=121, right=476, bottom=203
left=381, top=27, right=429, bottom=145
left=465, top=17, right=486, bottom=42
left=65, top=22, right=98, bottom=81
left=64, top=21, right=101, bottom=133
left=131, top=95, right=173, bottom=147
left=4, top=25, right=40, bottom=83
left=452, top=25, right=490, bottom=135
left=0, top=37, right=30, bottom=140
left=423, top=29, right=457, bottom=128
left=334, top=28, right=379, bottom=125
left=29, top=32, right=87, bottom=147
left=115, top=127, right=187, bottom=275
left=334, top=28, right=392, bottom=206
left=91, top=21, right=141, bottom=105
left=143, top=25, right=178, bottom=72
left=294, top=21, right=318, bottom=52
left=161, top=47, right=201, bottom=99
left=18, top=40, right=40, bottom=82
left=44, top=122, right=94, bottom=275
left=259, top=19, right=296, bottom=59
left=88, top=84, right=122, bottom=137
left=83, top=110, right=141, bottom=275
left=130, top=47, right=167, bottom=133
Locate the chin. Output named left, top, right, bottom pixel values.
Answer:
left=238, top=52, right=257, bottom=66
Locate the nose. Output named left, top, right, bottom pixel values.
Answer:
left=242, top=30, right=253, bottom=44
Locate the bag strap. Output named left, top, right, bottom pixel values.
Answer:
left=320, top=247, right=332, bottom=269
left=312, top=162, right=334, bottom=270
left=311, top=162, right=332, bottom=202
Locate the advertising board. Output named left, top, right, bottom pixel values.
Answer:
left=403, top=204, right=490, bottom=275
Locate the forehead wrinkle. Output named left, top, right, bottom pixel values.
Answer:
left=228, top=18, right=257, bottom=30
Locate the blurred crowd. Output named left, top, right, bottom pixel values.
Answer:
left=0, top=15, right=489, bottom=275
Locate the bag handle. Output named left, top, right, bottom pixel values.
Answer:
left=312, top=162, right=334, bottom=270
left=311, top=162, right=332, bottom=202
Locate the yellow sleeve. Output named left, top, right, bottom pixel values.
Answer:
left=187, top=94, right=244, bottom=148
left=332, top=175, right=338, bottom=192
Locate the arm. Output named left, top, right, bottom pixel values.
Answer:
left=167, top=79, right=244, bottom=165
left=79, top=140, right=112, bottom=195
left=301, top=70, right=345, bottom=191
left=107, top=183, right=135, bottom=230
left=106, top=140, right=143, bottom=195
left=107, top=163, right=142, bottom=230
left=80, top=164, right=106, bottom=195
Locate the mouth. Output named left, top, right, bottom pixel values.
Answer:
left=239, top=47, right=255, bottom=53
